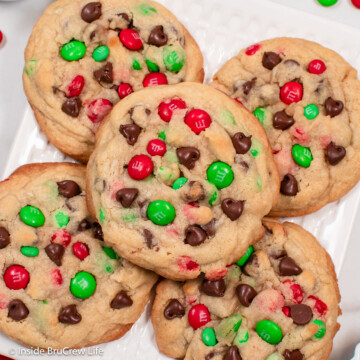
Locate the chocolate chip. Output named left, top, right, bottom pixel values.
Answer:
left=119, top=124, right=142, bottom=145
left=273, top=111, right=295, bottom=130
left=176, top=147, right=200, bottom=170
left=57, top=180, right=81, bottom=198
left=116, top=188, right=138, bottom=208
left=326, top=141, right=346, bottom=166
left=143, top=229, right=154, bottom=249
left=290, top=304, right=313, bottom=325
left=281, top=174, right=298, bottom=196
left=242, top=78, right=256, bottom=95
left=93, top=222, right=104, bottom=241
left=164, top=299, right=185, bottom=320
left=223, top=346, right=242, bottom=360
left=111, top=290, right=133, bottom=309
left=325, top=97, right=344, bottom=117
left=232, top=132, right=252, bottom=154
left=236, top=284, right=257, bottom=307
left=148, top=25, right=168, bottom=46
left=81, top=2, right=102, bottom=23
left=90, top=30, right=96, bottom=40
left=94, top=62, right=113, bottom=84
left=284, top=59, right=300, bottom=66
left=118, top=13, right=130, bottom=24
left=61, top=97, right=81, bottom=117
left=262, top=52, right=281, bottom=70
left=205, top=353, right=215, bottom=360
left=185, top=225, right=207, bottom=246
left=221, top=198, right=245, bottom=221
left=271, top=249, right=287, bottom=259
left=202, top=279, right=226, bottom=297
left=45, top=244, right=65, bottom=266
left=184, top=181, right=206, bottom=202
left=59, top=305, right=82, bottom=324
left=77, top=219, right=92, bottom=232
left=202, top=219, right=216, bottom=237
left=0, top=227, right=10, bottom=249
left=279, top=256, right=302, bottom=276
left=8, top=299, right=29, bottom=321
left=284, top=350, right=303, bottom=360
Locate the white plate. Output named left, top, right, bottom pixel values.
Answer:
left=2, top=0, right=360, bottom=358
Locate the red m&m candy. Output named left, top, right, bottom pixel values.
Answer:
left=308, top=295, right=327, bottom=317
left=280, top=82, right=303, bottom=105
left=185, top=109, right=212, bottom=134
left=282, top=280, right=303, bottom=304
left=128, top=155, right=153, bottom=180
left=66, top=75, right=85, bottom=97
left=4, top=265, right=30, bottom=290
left=245, top=44, right=261, bottom=56
left=0, top=30, right=3, bottom=45
left=86, top=98, right=113, bottom=123
left=147, top=139, right=166, bottom=156
left=51, top=229, right=72, bottom=247
left=158, top=98, right=187, bottom=122
left=308, top=59, right=326, bottom=75
left=352, top=0, right=360, bottom=8
left=188, top=304, right=211, bottom=329
left=143, top=73, right=168, bottom=87
left=119, top=29, right=143, bottom=50
left=51, top=269, right=63, bottom=286
left=282, top=306, right=291, bottom=317
left=73, top=242, right=90, bottom=260
left=118, top=83, right=133, bottom=99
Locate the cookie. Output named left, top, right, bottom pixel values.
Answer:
left=152, top=220, right=340, bottom=360
left=0, top=163, right=157, bottom=349
left=211, top=37, right=360, bottom=216
left=23, top=0, right=204, bottom=163
left=86, top=82, right=279, bottom=280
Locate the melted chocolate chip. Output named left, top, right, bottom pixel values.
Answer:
left=325, top=97, right=344, bottom=117
left=93, top=222, right=104, bottom=241
left=223, top=346, right=242, bottom=360
left=77, top=219, right=92, bottom=232
left=243, top=78, right=256, bottom=95
left=119, top=124, right=142, bottom=145
left=176, top=147, right=200, bottom=170
left=164, top=299, right=185, bottom=320
left=290, top=304, right=313, bottom=325
left=221, top=198, right=245, bottom=221
left=57, top=180, right=81, bottom=198
left=143, top=229, right=154, bottom=249
left=205, top=353, right=215, bottom=360
left=236, top=284, right=257, bottom=307
left=284, top=350, right=304, bottom=360
left=8, top=299, right=29, bottom=321
left=61, top=97, right=81, bottom=117
left=0, top=227, right=10, bottom=249
left=202, top=219, right=216, bottom=237
left=94, top=62, right=113, bottom=84
left=45, top=244, right=65, bottom=266
left=59, top=305, right=82, bottom=324
left=184, top=181, right=206, bottom=202
left=185, top=225, right=207, bottom=246
left=232, top=132, right=252, bottom=154
left=273, top=111, right=295, bottom=130
left=118, top=13, right=130, bottom=24
left=280, top=174, right=298, bottom=196
left=148, top=25, right=168, bottom=46
left=279, top=256, right=302, bottom=276
left=271, top=249, right=287, bottom=259
left=262, top=52, right=281, bottom=70
left=326, top=141, right=346, bottom=166
left=111, top=291, right=133, bottom=309
left=116, top=188, right=138, bottom=208
left=81, top=2, right=102, bottom=23
left=202, top=279, right=226, bottom=297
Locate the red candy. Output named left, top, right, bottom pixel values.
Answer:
left=4, top=265, right=30, bottom=290
left=73, top=242, right=90, bottom=260
left=245, top=44, right=261, bottom=56
left=188, top=304, right=211, bottom=329
left=280, top=82, right=303, bottom=105
left=0, top=30, right=3, bottom=45
left=51, top=229, right=72, bottom=247
left=308, top=295, right=327, bottom=317
left=282, top=280, right=303, bottom=304
left=158, top=98, right=187, bottom=122
left=184, top=109, right=212, bottom=134
left=147, top=139, right=166, bottom=156
left=308, top=59, right=326, bottom=75
left=178, top=256, right=199, bottom=272
left=119, top=29, right=143, bottom=50
left=86, top=98, right=113, bottom=123
left=206, top=268, right=228, bottom=281
left=128, top=155, right=153, bottom=180
left=118, top=83, right=133, bottom=99
left=143, top=73, right=168, bottom=87
left=51, top=269, right=63, bottom=286
left=66, top=75, right=85, bottom=98
left=282, top=306, right=291, bottom=317
left=234, top=98, right=243, bottom=105
left=352, top=0, right=360, bottom=8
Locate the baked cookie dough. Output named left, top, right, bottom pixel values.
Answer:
left=152, top=220, right=340, bottom=360
left=211, top=37, right=360, bottom=216
left=23, top=0, right=204, bottom=162
left=0, top=163, right=157, bottom=349
left=86, top=82, right=279, bottom=280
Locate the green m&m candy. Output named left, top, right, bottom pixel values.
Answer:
left=215, top=314, right=242, bottom=341
left=317, top=0, right=338, bottom=6
left=292, top=144, right=313, bottom=168
left=173, top=177, right=188, bottom=190
left=146, top=59, right=159, bottom=72
left=103, top=247, right=118, bottom=260
left=21, top=246, right=39, bottom=257
left=138, top=3, right=157, bottom=15
left=207, top=162, right=234, bottom=189
left=233, top=328, right=249, bottom=347
left=133, top=59, right=142, bottom=70
left=92, top=45, right=109, bottom=62
left=253, top=107, right=265, bottom=125
left=20, top=205, right=45, bottom=227
left=256, top=320, right=282, bottom=344
left=236, top=246, right=254, bottom=267
left=55, top=212, right=70, bottom=228
left=163, top=45, right=185, bottom=73
left=147, top=200, right=175, bottom=226
left=312, top=319, right=326, bottom=339
left=304, top=104, right=319, bottom=120
left=158, top=131, right=166, bottom=140
left=61, top=41, right=86, bottom=61
left=265, top=353, right=282, bottom=360
left=70, top=271, right=96, bottom=299
left=202, top=327, right=217, bottom=346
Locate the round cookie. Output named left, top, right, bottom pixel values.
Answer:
left=0, top=163, right=157, bottom=349
left=211, top=37, right=360, bottom=216
left=86, top=82, right=279, bottom=280
left=152, top=220, right=340, bottom=360
left=23, top=0, right=204, bottom=163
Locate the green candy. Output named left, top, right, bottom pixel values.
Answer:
left=304, top=104, right=319, bottom=120
left=221, top=109, right=236, bottom=125
left=202, top=328, right=217, bottom=347
left=233, top=328, right=249, bottom=347
left=61, top=40, right=86, bottom=61
left=146, top=59, right=159, bottom=72
left=138, top=3, right=157, bottom=15
left=92, top=45, right=109, bottom=62
left=24, top=59, right=37, bottom=77
left=256, top=175, right=262, bottom=190
left=21, top=246, right=39, bottom=257
left=133, top=59, right=142, bottom=70
left=253, top=107, right=265, bottom=125
left=102, top=247, right=118, bottom=259
left=292, top=144, right=313, bottom=168
left=236, top=246, right=254, bottom=267
left=265, top=353, right=282, bottom=360
left=312, top=319, right=326, bottom=339
left=163, top=45, right=185, bottom=73
left=55, top=212, right=70, bottom=228
left=209, top=191, right=218, bottom=206
left=20, top=205, right=45, bottom=228
left=99, top=208, right=106, bottom=223
left=70, top=271, right=96, bottom=299
left=215, top=315, right=242, bottom=341
left=173, top=177, right=188, bottom=190
left=158, top=131, right=166, bottom=140
left=317, top=0, right=338, bottom=6
left=147, top=200, right=175, bottom=226
left=256, top=320, right=282, bottom=345
left=207, top=162, right=234, bottom=189
left=123, top=213, right=137, bottom=222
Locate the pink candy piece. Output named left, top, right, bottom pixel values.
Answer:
left=251, top=288, right=285, bottom=312
left=282, top=280, right=304, bottom=304
left=205, top=268, right=228, bottom=281
left=178, top=256, right=199, bottom=272
left=280, top=82, right=303, bottom=105
left=118, top=83, right=133, bottom=99
left=184, top=109, right=212, bottom=134
left=246, top=44, right=261, bottom=56
left=66, top=75, right=85, bottom=98
left=51, top=229, right=72, bottom=247
left=147, top=139, right=166, bottom=156
left=290, top=126, right=309, bottom=145
left=143, top=73, right=168, bottom=87
left=308, top=295, right=327, bottom=317
left=188, top=304, right=211, bottom=329
left=273, top=149, right=297, bottom=178
left=110, top=181, right=125, bottom=200
left=119, top=29, right=143, bottom=50
left=308, top=59, right=326, bottom=75
left=86, top=98, right=113, bottom=123
left=158, top=98, right=187, bottom=122
left=0, top=294, right=9, bottom=309
left=51, top=269, right=63, bottom=286
left=320, top=135, right=332, bottom=149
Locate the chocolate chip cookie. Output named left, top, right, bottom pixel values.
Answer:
left=152, top=220, right=340, bottom=360
left=86, top=83, right=279, bottom=280
left=211, top=37, right=360, bottom=216
left=23, top=0, right=204, bottom=163
left=0, top=163, right=157, bottom=349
